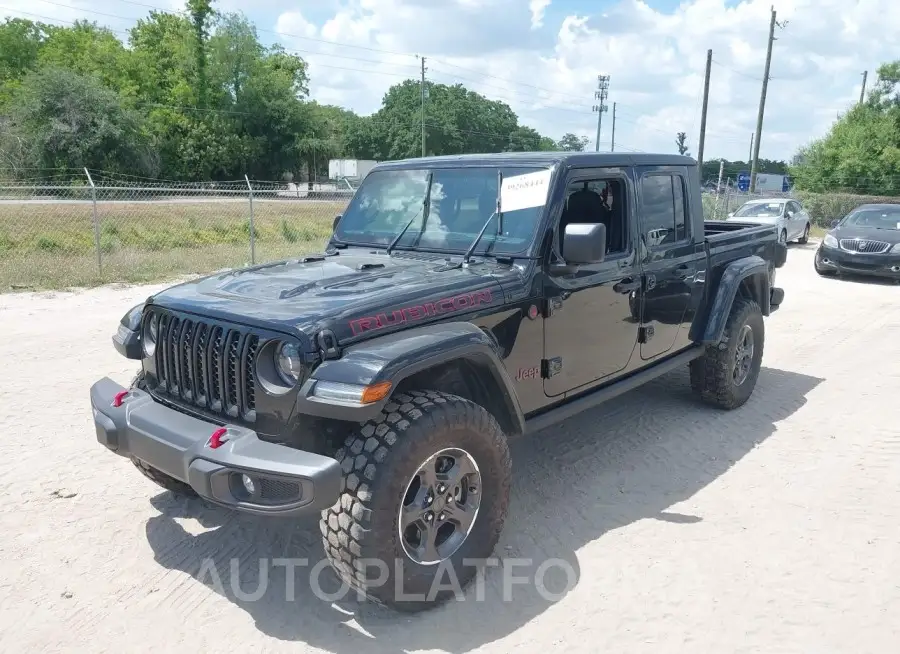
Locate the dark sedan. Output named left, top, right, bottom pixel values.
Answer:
left=815, top=204, right=900, bottom=281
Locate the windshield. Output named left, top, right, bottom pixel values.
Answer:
left=840, top=208, right=900, bottom=230
left=334, top=166, right=550, bottom=256
left=734, top=201, right=784, bottom=218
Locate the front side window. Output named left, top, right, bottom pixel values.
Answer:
left=334, top=166, right=552, bottom=256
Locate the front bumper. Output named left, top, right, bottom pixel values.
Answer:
left=816, top=244, right=900, bottom=279
left=90, top=377, right=342, bottom=517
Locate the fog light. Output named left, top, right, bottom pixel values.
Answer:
left=241, top=474, right=256, bottom=495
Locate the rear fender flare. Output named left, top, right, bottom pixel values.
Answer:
left=295, top=321, right=525, bottom=436
left=700, top=255, right=771, bottom=345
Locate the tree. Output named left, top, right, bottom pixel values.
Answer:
left=789, top=59, right=900, bottom=195
left=5, top=67, right=156, bottom=176
left=0, top=18, right=50, bottom=110
left=0, top=4, right=560, bottom=182
left=186, top=0, right=213, bottom=110
left=557, top=132, right=589, bottom=151
left=507, top=125, right=555, bottom=151
left=675, top=132, right=689, bottom=155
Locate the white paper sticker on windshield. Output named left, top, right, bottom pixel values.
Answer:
left=500, top=169, right=552, bottom=213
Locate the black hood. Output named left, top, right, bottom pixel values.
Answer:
left=147, top=248, right=516, bottom=343
left=831, top=224, right=900, bottom=245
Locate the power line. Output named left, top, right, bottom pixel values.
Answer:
left=711, top=59, right=770, bottom=82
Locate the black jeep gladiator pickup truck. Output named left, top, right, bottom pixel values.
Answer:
left=90, top=152, right=786, bottom=611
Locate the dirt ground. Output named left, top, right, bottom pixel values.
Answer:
left=1, top=241, right=898, bottom=653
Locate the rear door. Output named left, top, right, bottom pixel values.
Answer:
left=633, top=166, right=702, bottom=361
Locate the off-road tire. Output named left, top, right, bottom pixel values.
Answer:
left=689, top=298, right=764, bottom=410
left=320, top=390, right=512, bottom=612
left=127, top=370, right=198, bottom=497
left=798, top=223, right=810, bottom=244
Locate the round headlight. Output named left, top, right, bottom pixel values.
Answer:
left=142, top=314, right=158, bottom=357
left=275, top=342, right=302, bottom=385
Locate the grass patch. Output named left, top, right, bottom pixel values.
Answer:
left=0, top=199, right=346, bottom=291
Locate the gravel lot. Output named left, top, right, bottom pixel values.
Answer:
left=1, top=240, right=899, bottom=653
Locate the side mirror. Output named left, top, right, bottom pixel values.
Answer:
left=830, top=219, right=840, bottom=228
left=333, top=214, right=342, bottom=231
left=786, top=210, right=794, bottom=218
left=562, top=222, right=606, bottom=265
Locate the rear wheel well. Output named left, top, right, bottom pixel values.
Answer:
left=395, top=359, right=520, bottom=437
left=737, top=271, right=769, bottom=314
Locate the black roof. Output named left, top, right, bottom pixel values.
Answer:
left=372, top=151, right=697, bottom=171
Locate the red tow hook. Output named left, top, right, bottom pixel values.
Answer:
left=112, top=390, right=129, bottom=408
left=208, top=427, right=228, bottom=449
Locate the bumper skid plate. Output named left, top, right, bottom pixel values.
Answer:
left=91, top=377, right=342, bottom=517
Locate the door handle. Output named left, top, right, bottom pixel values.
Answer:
left=674, top=264, right=690, bottom=280
left=614, top=277, right=641, bottom=294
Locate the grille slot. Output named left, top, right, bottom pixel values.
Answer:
left=839, top=238, right=890, bottom=254
left=151, top=311, right=259, bottom=421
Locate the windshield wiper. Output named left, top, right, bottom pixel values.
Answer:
left=462, top=171, right=503, bottom=265
left=385, top=171, right=433, bottom=255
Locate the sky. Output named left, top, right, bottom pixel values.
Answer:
left=2, top=0, right=898, bottom=162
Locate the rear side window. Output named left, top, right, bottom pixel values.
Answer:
left=640, top=174, right=689, bottom=247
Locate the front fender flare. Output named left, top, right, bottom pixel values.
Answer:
left=295, top=322, right=525, bottom=436
left=700, top=255, right=771, bottom=345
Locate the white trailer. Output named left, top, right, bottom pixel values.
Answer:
left=328, top=159, right=378, bottom=182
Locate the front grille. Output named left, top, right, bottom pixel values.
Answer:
left=151, top=311, right=259, bottom=421
left=839, top=238, right=890, bottom=253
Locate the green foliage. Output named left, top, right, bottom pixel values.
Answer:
left=557, top=132, right=589, bottom=151
left=0, top=2, right=572, bottom=182
left=789, top=59, right=900, bottom=196
left=6, top=66, right=155, bottom=176
left=675, top=132, right=689, bottom=156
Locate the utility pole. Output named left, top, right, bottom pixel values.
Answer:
left=697, top=49, right=712, bottom=168
left=859, top=70, right=868, bottom=105
left=749, top=6, right=783, bottom=193
left=748, top=132, right=754, bottom=165
left=593, top=75, right=610, bottom=152
left=610, top=102, right=617, bottom=152
left=420, top=56, right=427, bottom=157
left=715, top=159, right=725, bottom=216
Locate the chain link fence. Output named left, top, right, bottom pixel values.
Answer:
left=3, top=168, right=900, bottom=291
left=0, top=171, right=355, bottom=290
left=702, top=183, right=900, bottom=225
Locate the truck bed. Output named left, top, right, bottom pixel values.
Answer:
left=703, top=219, right=787, bottom=271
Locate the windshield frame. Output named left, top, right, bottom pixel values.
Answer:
left=838, top=207, right=900, bottom=230
left=331, top=163, right=558, bottom=259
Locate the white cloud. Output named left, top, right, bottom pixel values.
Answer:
left=3, top=0, right=898, bottom=162
left=529, top=0, right=551, bottom=30
left=273, top=0, right=900, bottom=162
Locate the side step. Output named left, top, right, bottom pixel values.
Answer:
left=524, top=346, right=705, bottom=435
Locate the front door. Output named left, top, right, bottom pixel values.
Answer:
left=633, top=167, right=697, bottom=361
left=543, top=168, right=640, bottom=397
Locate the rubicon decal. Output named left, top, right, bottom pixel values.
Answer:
left=349, top=289, right=493, bottom=336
